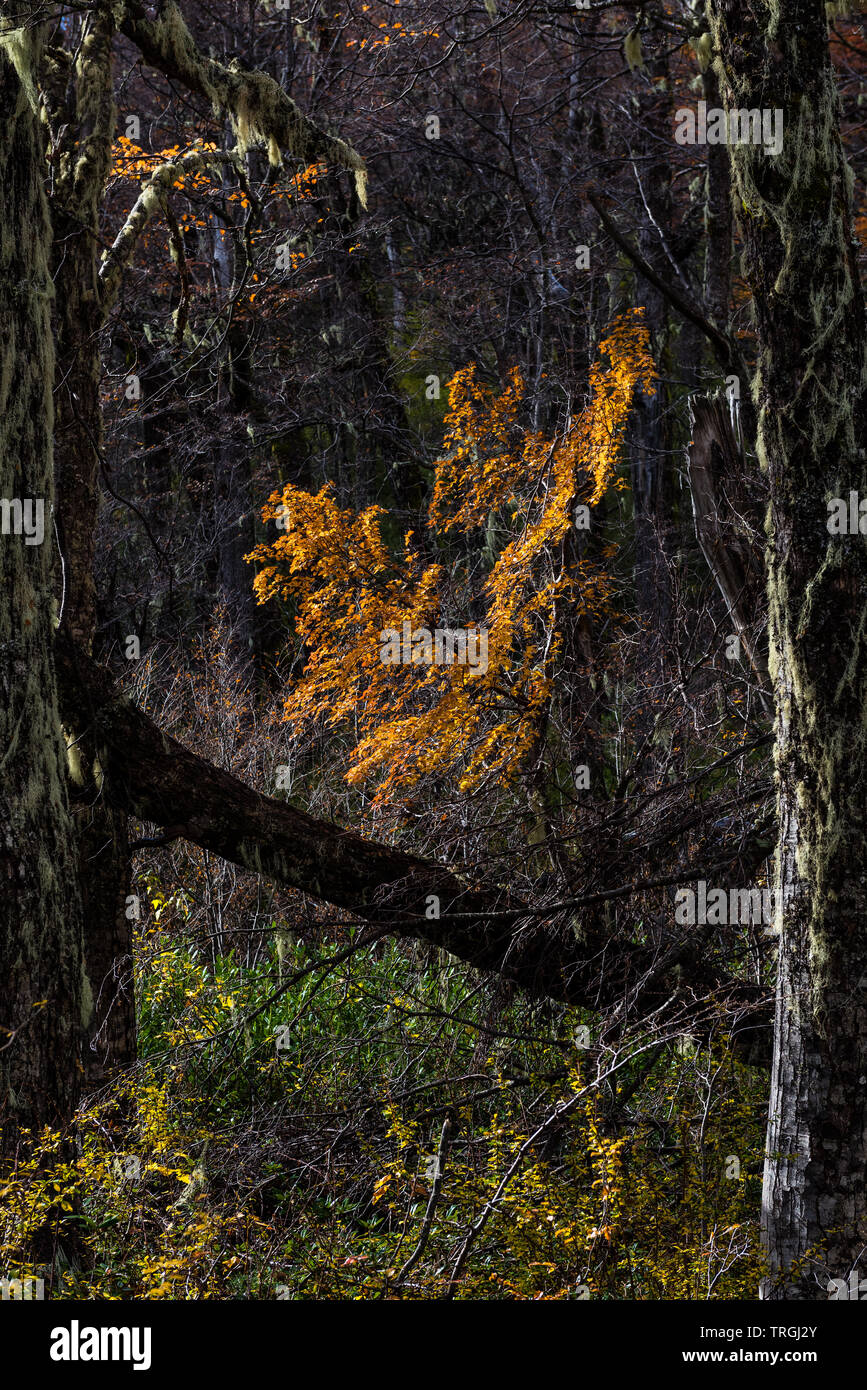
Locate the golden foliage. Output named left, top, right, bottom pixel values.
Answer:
left=109, top=136, right=324, bottom=201
left=247, top=311, right=656, bottom=805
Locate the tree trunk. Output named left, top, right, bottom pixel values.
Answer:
left=0, top=33, right=87, bottom=1155
left=55, top=632, right=771, bottom=1057
left=707, top=0, right=867, bottom=1298
left=212, top=148, right=266, bottom=671
left=49, top=3, right=137, bottom=1084
left=628, top=30, right=675, bottom=690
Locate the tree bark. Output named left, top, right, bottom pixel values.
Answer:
left=629, top=27, right=674, bottom=661
left=48, top=2, right=137, bottom=1084
left=707, top=0, right=867, bottom=1298
left=212, top=147, right=266, bottom=671
left=0, top=32, right=87, bottom=1155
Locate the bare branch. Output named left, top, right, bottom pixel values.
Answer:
left=588, top=191, right=746, bottom=380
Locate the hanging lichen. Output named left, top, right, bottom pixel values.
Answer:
left=693, top=31, right=713, bottom=71
left=0, top=22, right=40, bottom=112
left=624, top=29, right=644, bottom=72
left=135, top=0, right=367, bottom=206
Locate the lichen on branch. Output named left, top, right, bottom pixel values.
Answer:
left=119, top=0, right=367, bottom=206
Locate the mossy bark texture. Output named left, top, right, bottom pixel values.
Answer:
left=0, top=36, right=87, bottom=1155
left=48, top=1, right=137, bottom=1086
left=707, top=0, right=867, bottom=1297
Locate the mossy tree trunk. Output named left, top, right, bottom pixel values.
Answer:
left=47, top=1, right=137, bottom=1086
left=0, top=34, right=87, bottom=1156
left=707, top=0, right=867, bottom=1298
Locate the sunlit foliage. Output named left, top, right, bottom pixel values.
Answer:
left=247, top=312, right=655, bottom=803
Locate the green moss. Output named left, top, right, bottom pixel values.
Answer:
left=0, top=24, right=39, bottom=113
left=624, top=30, right=644, bottom=72
left=152, top=0, right=219, bottom=109
left=80, top=966, right=94, bottom=1029
left=63, top=727, right=85, bottom=788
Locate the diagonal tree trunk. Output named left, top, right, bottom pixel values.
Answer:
left=55, top=632, right=770, bottom=1053
left=707, top=0, right=867, bottom=1298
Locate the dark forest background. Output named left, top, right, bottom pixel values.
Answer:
left=2, top=0, right=866, bottom=1301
